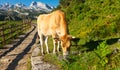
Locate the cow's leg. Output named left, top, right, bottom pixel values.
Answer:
left=40, top=34, right=44, bottom=55
left=38, top=29, right=44, bottom=55
left=52, top=33, right=58, bottom=54
left=53, top=39, right=57, bottom=54
left=57, top=41, right=60, bottom=53
left=62, top=47, right=68, bottom=59
left=45, top=36, right=49, bottom=54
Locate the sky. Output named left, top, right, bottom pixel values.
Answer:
left=0, top=0, right=59, bottom=7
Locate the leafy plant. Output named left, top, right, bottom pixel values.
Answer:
left=94, top=40, right=111, bottom=66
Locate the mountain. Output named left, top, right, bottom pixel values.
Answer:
left=0, top=2, right=13, bottom=9
left=14, top=3, right=26, bottom=8
left=30, top=1, right=54, bottom=12
left=0, top=1, right=54, bottom=12
left=0, top=1, right=54, bottom=20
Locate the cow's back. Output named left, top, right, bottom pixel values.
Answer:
left=37, top=10, right=67, bottom=36
left=37, top=14, right=51, bottom=35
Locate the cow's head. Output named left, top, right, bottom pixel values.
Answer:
left=60, top=35, right=75, bottom=59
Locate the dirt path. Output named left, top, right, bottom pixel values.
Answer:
left=0, top=25, right=37, bottom=70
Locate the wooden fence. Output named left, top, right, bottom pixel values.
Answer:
left=0, top=19, right=32, bottom=48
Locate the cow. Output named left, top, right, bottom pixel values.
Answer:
left=37, top=10, right=74, bottom=59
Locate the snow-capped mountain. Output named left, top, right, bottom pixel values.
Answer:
left=1, top=2, right=13, bottom=9
left=29, top=1, right=54, bottom=12
left=14, top=3, right=26, bottom=8
left=0, top=2, right=54, bottom=20
left=0, top=1, right=54, bottom=12
left=3, top=2, right=11, bottom=8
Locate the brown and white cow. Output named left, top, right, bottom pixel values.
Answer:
left=37, top=10, right=74, bottom=59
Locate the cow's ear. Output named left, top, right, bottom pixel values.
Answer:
left=59, top=36, right=65, bottom=42
left=67, top=35, right=76, bottom=40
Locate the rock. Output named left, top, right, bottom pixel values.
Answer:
left=32, top=47, right=40, bottom=57
left=0, top=57, right=11, bottom=63
left=118, top=39, right=120, bottom=43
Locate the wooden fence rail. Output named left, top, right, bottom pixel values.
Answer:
left=0, top=20, right=32, bottom=48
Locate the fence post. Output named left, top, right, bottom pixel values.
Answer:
left=0, top=27, right=2, bottom=46
left=10, top=25, right=13, bottom=40
left=22, top=20, right=24, bottom=31
left=29, top=19, right=32, bottom=28
left=25, top=19, right=28, bottom=31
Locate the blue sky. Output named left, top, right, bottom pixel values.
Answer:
left=0, top=0, right=59, bottom=7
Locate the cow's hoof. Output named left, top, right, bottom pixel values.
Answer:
left=53, top=52, right=56, bottom=54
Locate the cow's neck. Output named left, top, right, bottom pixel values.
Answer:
left=60, top=23, right=68, bottom=37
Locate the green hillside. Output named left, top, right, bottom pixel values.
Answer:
left=44, top=0, right=120, bottom=70
left=58, top=0, right=120, bottom=44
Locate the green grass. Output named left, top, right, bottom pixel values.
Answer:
left=43, top=54, right=63, bottom=70
left=27, top=58, right=32, bottom=70
left=31, top=20, right=37, bottom=24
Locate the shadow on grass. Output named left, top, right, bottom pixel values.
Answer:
left=83, top=38, right=119, bottom=51
left=70, top=37, right=119, bottom=53
left=65, top=37, right=120, bottom=64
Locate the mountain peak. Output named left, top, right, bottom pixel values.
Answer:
left=15, top=3, right=26, bottom=8
left=30, top=1, right=45, bottom=7
left=4, top=2, right=9, bottom=5
left=3, top=2, right=11, bottom=8
left=31, top=1, right=37, bottom=6
left=29, top=1, right=54, bottom=12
